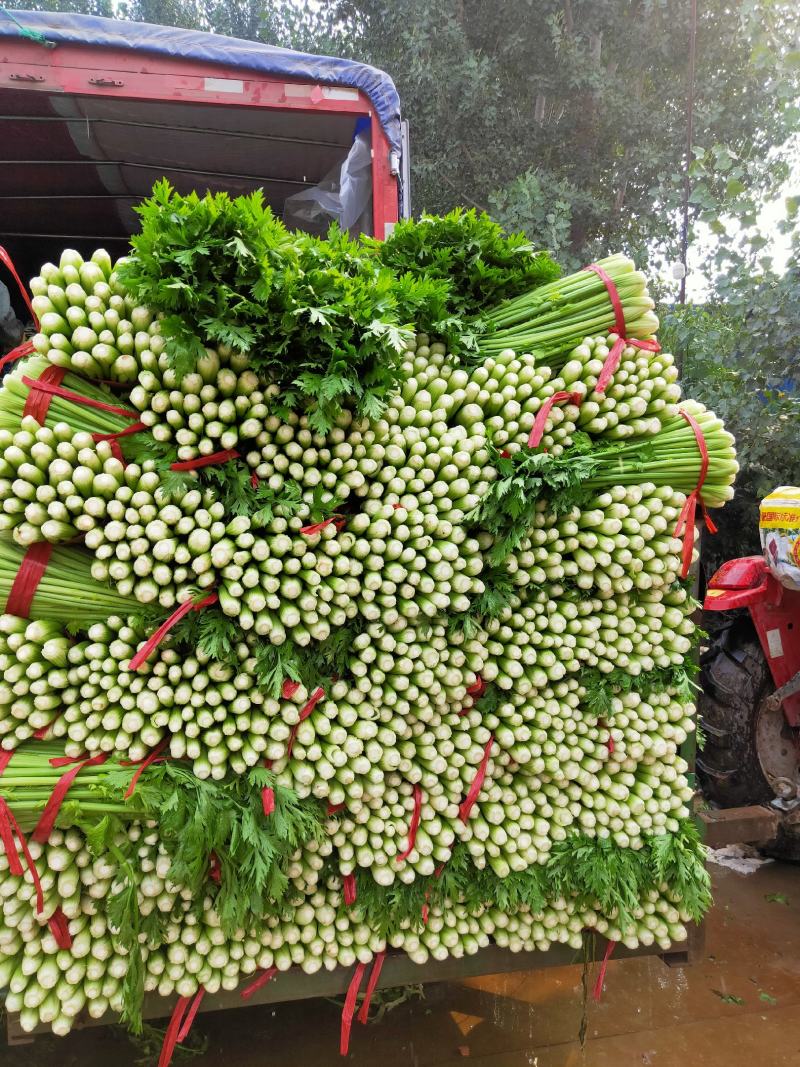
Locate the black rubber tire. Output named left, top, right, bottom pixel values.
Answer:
left=696, top=616, right=775, bottom=808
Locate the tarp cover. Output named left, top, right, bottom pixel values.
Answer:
left=1, top=9, right=401, bottom=151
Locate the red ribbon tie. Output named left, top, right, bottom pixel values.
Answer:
left=673, top=408, right=718, bottom=578
left=396, top=783, right=422, bottom=863
left=128, top=593, right=219, bottom=671
left=357, top=951, right=386, bottom=1025
left=240, top=966, right=278, bottom=1001
left=340, top=962, right=367, bottom=1056
left=528, top=391, right=583, bottom=449
left=592, top=939, right=617, bottom=1002
left=459, top=735, right=495, bottom=823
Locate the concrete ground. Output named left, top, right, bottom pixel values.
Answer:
left=5, top=851, right=800, bottom=1067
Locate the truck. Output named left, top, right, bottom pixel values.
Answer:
left=0, top=7, right=701, bottom=1045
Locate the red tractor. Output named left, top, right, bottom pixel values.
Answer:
left=698, top=507, right=800, bottom=856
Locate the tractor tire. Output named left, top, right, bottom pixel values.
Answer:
left=698, top=617, right=800, bottom=862
left=697, top=616, right=775, bottom=808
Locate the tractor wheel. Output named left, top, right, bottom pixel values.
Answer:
left=697, top=616, right=800, bottom=861
left=697, top=617, right=775, bottom=807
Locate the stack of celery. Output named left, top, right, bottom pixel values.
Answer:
left=0, top=195, right=728, bottom=1048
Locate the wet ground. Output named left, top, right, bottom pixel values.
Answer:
left=5, top=852, right=800, bottom=1067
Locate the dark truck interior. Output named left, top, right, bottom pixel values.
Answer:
left=0, top=86, right=369, bottom=319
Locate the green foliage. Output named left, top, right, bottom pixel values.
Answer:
left=72, top=814, right=154, bottom=1034
left=251, top=620, right=366, bottom=697
left=198, top=462, right=303, bottom=524
left=580, top=662, right=700, bottom=721
left=120, top=183, right=451, bottom=432
left=661, top=259, right=800, bottom=567
left=467, top=435, right=611, bottom=563
left=465, top=565, right=517, bottom=621
left=169, top=604, right=240, bottom=661
left=100, top=762, right=324, bottom=933
left=120, top=180, right=295, bottom=376
left=353, top=820, right=710, bottom=935
left=371, top=207, right=559, bottom=327
left=325, top=0, right=800, bottom=275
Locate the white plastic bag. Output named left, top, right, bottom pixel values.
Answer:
left=760, top=486, right=800, bottom=591
left=0, top=280, right=23, bottom=353
left=283, top=128, right=373, bottom=237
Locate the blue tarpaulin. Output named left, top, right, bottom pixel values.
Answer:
left=0, top=9, right=402, bottom=151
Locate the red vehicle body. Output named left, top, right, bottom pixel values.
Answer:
left=700, top=553, right=800, bottom=850
left=705, top=556, right=800, bottom=723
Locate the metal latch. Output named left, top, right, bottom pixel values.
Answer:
left=763, top=669, right=800, bottom=713
left=89, top=77, right=124, bottom=87
left=9, top=73, right=44, bottom=82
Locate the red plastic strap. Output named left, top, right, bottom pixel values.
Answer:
left=123, top=739, right=169, bottom=799
left=0, top=747, right=14, bottom=776
left=21, top=375, right=139, bottom=419
left=0, top=246, right=38, bottom=327
left=583, top=263, right=660, bottom=394
left=240, top=966, right=278, bottom=1001
left=466, top=676, right=486, bottom=698
left=158, top=995, right=192, bottom=1067
left=584, top=263, right=627, bottom=336
left=396, top=783, right=423, bottom=863
left=282, top=680, right=301, bottom=700
left=592, top=939, right=617, bottom=1002
left=33, top=713, right=61, bottom=740
left=285, top=687, right=325, bottom=758
left=300, top=515, right=346, bottom=536
left=343, top=873, right=357, bottom=906
left=327, top=801, right=346, bottom=815
left=22, top=365, right=66, bottom=423
left=170, top=449, right=239, bottom=471
left=32, top=753, right=108, bottom=843
left=208, top=851, right=222, bottom=884
left=92, top=421, right=148, bottom=466
left=595, top=336, right=661, bottom=395
left=5, top=541, right=53, bottom=618
left=176, top=987, right=205, bottom=1043
left=128, top=592, right=219, bottom=671
left=459, top=735, right=495, bottom=823
left=607, top=734, right=615, bottom=755
left=357, top=951, right=386, bottom=1025
left=250, top=471, right=260, bottom=488
left=48, top=905, right=72, bottom=950
left=392, top=502, right=404, bottom=510
left=673, top=408, right=718, bottom=578
left=527, top=391, right=582, bottom=448
left=340, top=962, right=367, bottom=1056
left=499, top=449, right=511, bottom=459
left=261, top=787, right=276, bottom=816
left=0, top=796, right=44, bottom=914
left=0, top=339, right=35, bottom=372
left=0, top=795, right=24, bottom=876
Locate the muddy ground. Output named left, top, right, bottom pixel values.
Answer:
left=4, top=850, right=799, bottom=1067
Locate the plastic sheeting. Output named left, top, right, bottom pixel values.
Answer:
left=1, top=9, right=402, bottom=152
left=284, top=118, right=373, bottom=236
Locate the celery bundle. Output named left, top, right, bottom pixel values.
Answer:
left=0, top=201, right=726, bottom=1047
left=478, top=254, right=659, bottom=364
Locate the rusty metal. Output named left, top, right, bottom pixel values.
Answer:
left=699, top=805, right=780, bottom=848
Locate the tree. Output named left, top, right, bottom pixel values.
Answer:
left=331, top=0, right=799, bottom=272
left=661, top=243, right=800, bottom=566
